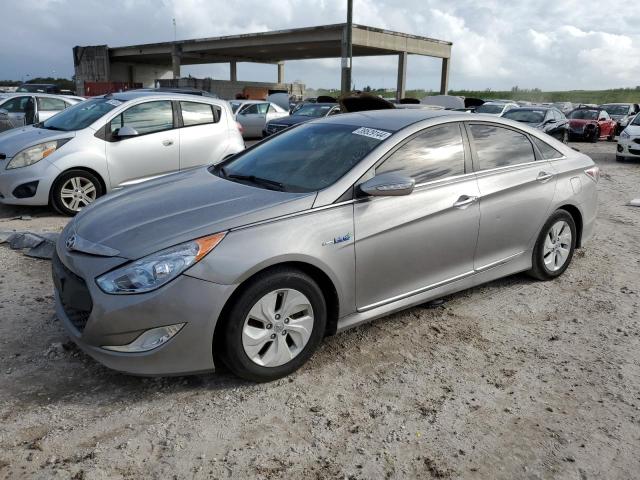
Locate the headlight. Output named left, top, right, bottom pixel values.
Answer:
left=96, top=232, right=226, bottom=294
left=6, top=138, right=71, bottom=169
left=620, top=130, right=630, bottom=139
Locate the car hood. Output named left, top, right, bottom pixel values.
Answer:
left=623, top=124, right=640, bottom=136
left=0, top=125, right=75, bottom=158
left=72, top=167, right=316, bottom=260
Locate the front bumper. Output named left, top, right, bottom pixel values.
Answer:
left=52, top=244, right=237, bottom=376
left=616, top=137, right=640, bottom=159
left=0, top=157, right=60, bottom=205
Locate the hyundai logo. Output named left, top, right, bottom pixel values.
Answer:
left=65, top=234, right=77, bottom=251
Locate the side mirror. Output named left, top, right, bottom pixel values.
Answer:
left=115, top=126, right=139, bottom=138
left=598, top=117, right=606, bottom=122
left=359, top=172, right=415, bottom=197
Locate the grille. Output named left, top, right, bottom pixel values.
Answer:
left=633, top=138, right=640, bottom=144
left=52, top=252, right=93, bottom=333
left=628, top=148, right=640, bottom=156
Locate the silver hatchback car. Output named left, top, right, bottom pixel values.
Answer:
left=0, top=91, right=244, bottom=215
left=52, top=110, right=599, bottom=382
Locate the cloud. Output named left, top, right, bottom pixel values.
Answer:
left=1, top=0, right=639, bottom=91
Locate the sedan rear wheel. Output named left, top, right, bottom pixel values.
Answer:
left=528, top=210, right=577, bottom=280
left=51, top=170, right=103, bottom=216
left=219, top=268, right=326, bottom=382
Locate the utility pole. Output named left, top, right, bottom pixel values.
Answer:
left=341, top=0, right=353, bottom=95
left=172, top=18, right=177, bottom=42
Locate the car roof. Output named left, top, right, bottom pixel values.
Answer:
left=312, top=109, right=458, bottom=131
left=0, top=92, right=82, bottom=101
left=229, top=99, right=268, bottom=104
left=105, top=91, right=222, bottom=103
left=509, top=106, right=554, bottom=111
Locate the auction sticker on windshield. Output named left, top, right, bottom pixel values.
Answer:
left=106, top=99, right=123, bottom=107
left=352, top=127, right=392, bottom=141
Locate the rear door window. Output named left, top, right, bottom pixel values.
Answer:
left=37, top=97, right=67, bottom=111
left=257, top=103, right=269, bottom=114
left=180, top=101, right=218, bottom=126
left=469, top=124, right=536, bottom=170
left=110, top=100, right=174, bottom=135
left=377, top=123, right=466, bottom=184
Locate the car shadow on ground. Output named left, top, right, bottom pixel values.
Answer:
left=7, top=270, right=542, bottom=410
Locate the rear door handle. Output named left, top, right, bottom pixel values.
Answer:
left=162, top=139, right=174, bottom=147
left=537, top=171, right=554, bottom=183
left=453, top=195, right=478, bottom=209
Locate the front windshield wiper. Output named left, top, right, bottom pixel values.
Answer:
left=40, top=125, right=66, bottom=131
left=227, top=174, right=285, bottom=191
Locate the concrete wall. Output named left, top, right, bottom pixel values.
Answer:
left=110, top=63, right=173, bottom=88
left=157, top=78, right=305, bottom=100
left=73, top=45, right=110, bottom=95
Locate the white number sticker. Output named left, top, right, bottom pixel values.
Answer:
left=352, top=127, right=391, bottom=141
left=106, top=99, right=123, bottom=107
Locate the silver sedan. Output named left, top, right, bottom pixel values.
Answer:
left=52, top=110, right=599, bottom=382
left=0, top=93, right=84, bottom=132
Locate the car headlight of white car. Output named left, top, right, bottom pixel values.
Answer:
left=96, top=232, right=226, bottom=294
left=6, top=138, right=71, bottom=170
left=620, top=130, right=631, bottom=140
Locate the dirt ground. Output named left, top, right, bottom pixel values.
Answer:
left=0, top=141, right=639, bottom=480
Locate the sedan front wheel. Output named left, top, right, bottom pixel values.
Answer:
left=219, top=267, right=327, bottom=382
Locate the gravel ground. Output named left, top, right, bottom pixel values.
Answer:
left=0, top=141, right=639, bottom=480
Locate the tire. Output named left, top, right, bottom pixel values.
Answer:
left=590, top=127, right=600, bottom=143
left=607, top=130, right=615, bottom=142
left=51, top=169, right=103, bottom=216
left=218, top=267, right=327, bottom=382
left=561, top=131, right=569, bottom=144
left=528, top=210, right=577, bottom=281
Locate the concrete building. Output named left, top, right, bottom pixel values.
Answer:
left=73, top=23, right=452, bottom=99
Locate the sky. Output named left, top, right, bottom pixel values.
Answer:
left=2, top=0, right=639, bottom=91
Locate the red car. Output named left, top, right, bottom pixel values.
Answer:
left=567, top=108, right=616, bottom=142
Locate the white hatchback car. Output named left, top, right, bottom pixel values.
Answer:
left=617, top=114, right=640, bottom=162
left=230, top=100, right=289, bottom=138
left=0, top=93, right=85, bottom=132
left=0, top=91, right=244, bottom=215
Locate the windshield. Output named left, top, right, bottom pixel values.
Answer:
left=632, top=114, right=640, bottom=126
left=40, top=98, right=119, bottom=131
left=503, top=109, right=546, bottom=123
left=215, top=123, right=391, bottom=192
left=476, top=104, right=503, bottom=114
left=601, top=104, right=629, bottom=116
left=568, top=109, right=598, bottom=120
left=294, top=104, right=334, bottom=117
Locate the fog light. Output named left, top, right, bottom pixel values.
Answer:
left=12, top=180, right=39, bottom=199
left=617, top=144, right=623, bottom=152
left=102, top=323, right=185, bottom=353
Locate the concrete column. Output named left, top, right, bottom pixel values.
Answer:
left=396, top=52, right=407, bottom=101
left=340, top=25, right=352, bottom=94
left=230, top=61, right=237, bottom=82
left=171, top=44, right=181, bottom=79
left=277, top=62, right=285, bottom=84
left=440, top=57, right=450, bottom=95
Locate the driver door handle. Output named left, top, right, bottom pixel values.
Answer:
left=453, top=195, right=478, bottom=209
left=537, top=171, right=554, bottom=183
left=162, top=139, right=174, bottom=147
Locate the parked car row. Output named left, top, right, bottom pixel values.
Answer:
left=0, top=91, right=244, bottom=215
left=48, top=108, right=599, bottom=381
left=0, top=92, right=84, bottom=132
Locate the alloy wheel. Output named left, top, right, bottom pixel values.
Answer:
left=60, top=176, right=97, bottom=212
left=241, top=288, right=314, bottom=367
left=543, top=220, right=572, bottom=272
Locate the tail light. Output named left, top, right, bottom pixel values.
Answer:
left=584, top=166, right=600, bottom=183
left=236, top=121, right=244, bottom=134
